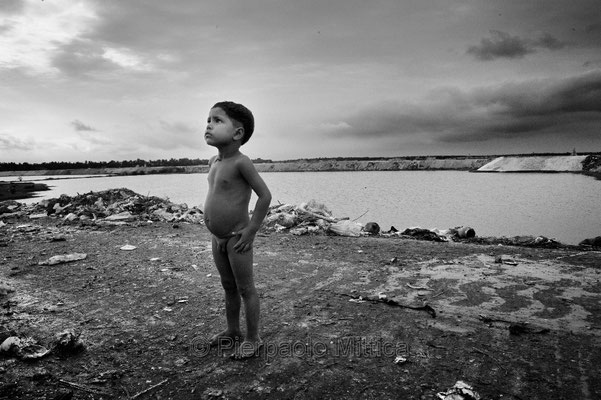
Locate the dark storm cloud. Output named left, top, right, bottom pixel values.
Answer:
left=0, top=0, right=24, bottom=14
left=467, top=31, right=565, bottom=61
left=81, top=0, right=413, bottom=69
left=584, top=22, right=601, bottom=34
left=532, top=32, right=565, bottom=51
left=0, top=134, right=33, bottom=151
left=335, top=70, right=601, bottom=145
left=52, top=40, right=132, bottom=77
left=71, top=119, right=97, bottom=132
left=86, top=1, right=209, bottom=49
left=467, top=31, right=533, bottom=60
left=0, top=0, right=21, bottom=35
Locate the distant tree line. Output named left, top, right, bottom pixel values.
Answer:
left=0, top=158, right=211, bottom=172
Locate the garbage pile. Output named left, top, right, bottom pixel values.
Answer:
left=0, top=188, right=203, bottom=225
left=390, top=226, right=476, bottom=242
left=468, top=235, right=564, bottom=248
left=263, top=200, right=340, bottom=236
left=0, top=330, right=85, bottom=360
left=263, top=200, right=477, bottom=242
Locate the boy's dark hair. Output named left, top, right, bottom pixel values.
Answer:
left=212, top=101, right=254, bottom=145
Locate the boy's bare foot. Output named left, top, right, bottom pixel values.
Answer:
left=209, top=330, right=241, bottom=348
left=230, top=339, right=263, bottom=360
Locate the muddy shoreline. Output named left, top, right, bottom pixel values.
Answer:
left=1, top=195, right=600, bottom=399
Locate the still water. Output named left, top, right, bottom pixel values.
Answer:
left=12, top=171, right=601, bottom=245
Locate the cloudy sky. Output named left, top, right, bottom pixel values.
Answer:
left=1, top=0, right=600, bottom=163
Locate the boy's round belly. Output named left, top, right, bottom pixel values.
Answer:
left=203, top=203, right=249, bottom=238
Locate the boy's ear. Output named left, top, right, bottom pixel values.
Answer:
left=233, top=127, right=245, bottom=141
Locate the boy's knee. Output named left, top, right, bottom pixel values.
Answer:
left=221, top=280, right=238, bottom=293
left=236, top=285, right=256, bottom=299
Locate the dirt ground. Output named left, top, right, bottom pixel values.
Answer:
left=1, top=217, right=600, bottom=399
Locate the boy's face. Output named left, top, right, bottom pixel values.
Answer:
left=205, top=107, right=243, bottom=147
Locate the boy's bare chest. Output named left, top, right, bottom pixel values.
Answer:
left=208, top=163, right=243, bottom=190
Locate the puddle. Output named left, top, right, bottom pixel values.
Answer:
left=371, top=254, right=600, bottom=334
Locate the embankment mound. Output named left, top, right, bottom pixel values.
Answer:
left=477, top=156, right=587, bottom=172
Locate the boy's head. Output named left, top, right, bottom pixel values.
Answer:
left=212, top=101, right=254, bottom=145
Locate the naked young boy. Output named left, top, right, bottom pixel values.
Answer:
left=203, top=101, right=272, bottom=359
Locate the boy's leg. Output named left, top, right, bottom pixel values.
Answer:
left=210, top=236, right=242, bottom=345
left=226, top=238, right=262, bottom=358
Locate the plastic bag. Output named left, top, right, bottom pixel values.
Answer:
left=329, top=220, right=363, bottom=237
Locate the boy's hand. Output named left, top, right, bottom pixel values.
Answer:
left=232, top=227, right=256, bottom=253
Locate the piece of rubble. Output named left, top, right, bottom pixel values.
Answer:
left=52, top=330, right=85, bottom=355
left=39, top=253, right=87, bottom=266
left=363, top=222, right=380, bottom=235
left=329, top=220, right=363, bottom=237
left=104, top=211, right=135, bottom=221
left=28, top=213, right=47, bottom=219
left=436, top=380, right=481, bottom=400
left=0, top=336, right=51, bottom=360
left=63, top=213, right=78, bottom=222
left=394, top=355, right=407, bottom=364
left=0, top=282, right=15, bottom=296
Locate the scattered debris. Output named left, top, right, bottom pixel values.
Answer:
left=0, top=282, right=15, bottom=296
left=348, top=297, right=366, bottom=303
left=264, top=200, right=339, bottom=235
left=0, top=188, right=203, bottom=225
left=437, top=380, right=481, bottom=400
left=264, top=201, right=479, bottom=242
left=401, top=228, right=448, bottom=242
left=104, top=211, right=135, bottom=221
left=131, top=378, right=169, bottom=399
left=329, top=220, right=364, bottom=237
left=406, top=283, right=430, bottom=290
left=363, top=222, right=380, bottom=235
left=479, top=315, right=551, bottom=335
left=342, top=293, right=436, bottom=318
left=39, top=253, right=87, bottom=266
left=494, top=255, right=518, bottom=265
left=59, top=379, right=110, bottom=396
left=0, top=336, right=51, bottom=360
left=579, top=236, right=601, bottom=247
left=455, top=226, right=476, bottom=238
left=508, top=323, right=550, bottom=336
left=52, top=330, right=86, bottom=355
left=394, top=355, right=408, bottom=364
left=470, top=235, right=563, bottom=248
left=3, top=192, right=586, bottom=248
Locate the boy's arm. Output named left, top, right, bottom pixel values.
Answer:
left=233, top=156, right=272, bottom=252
